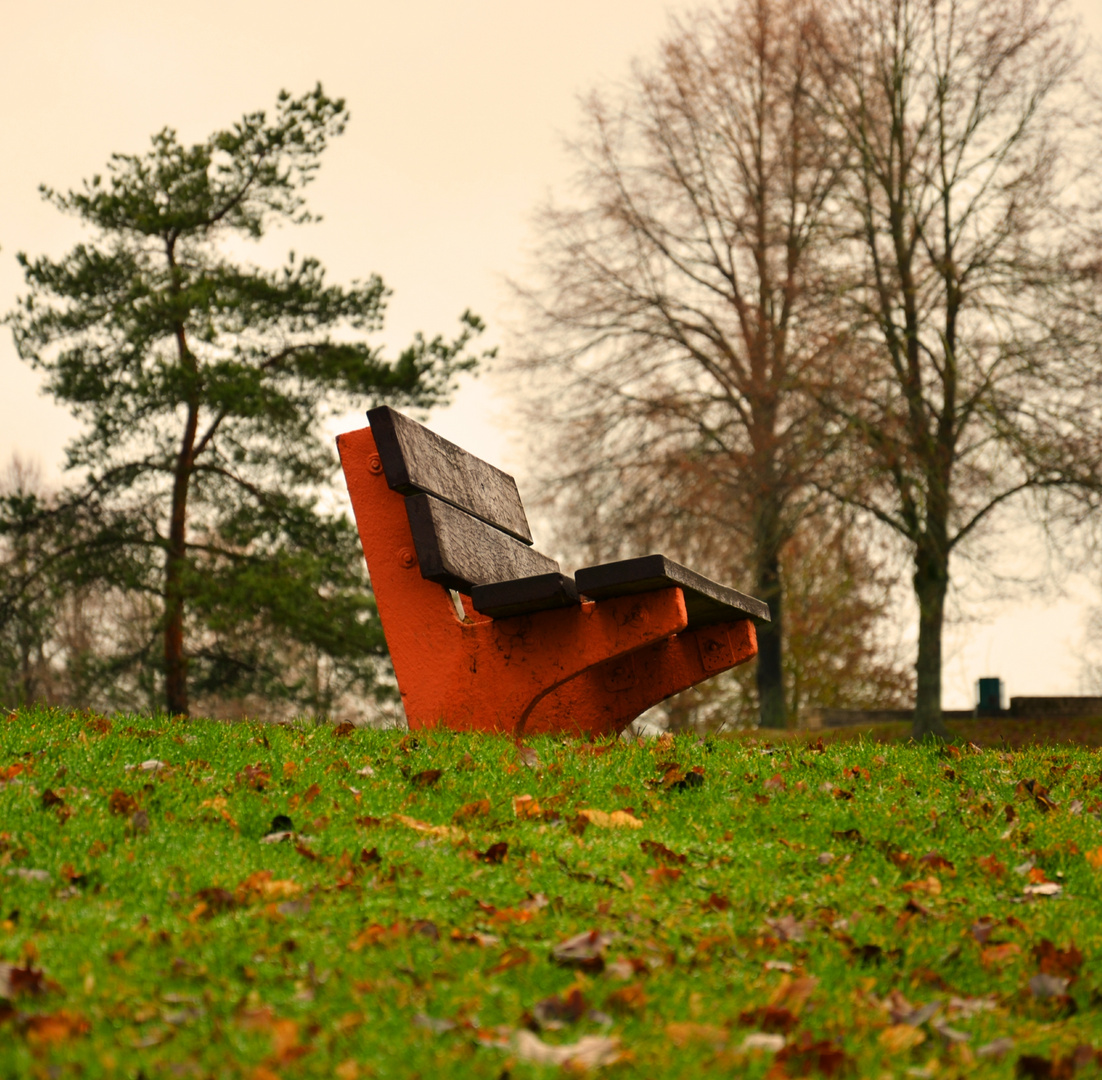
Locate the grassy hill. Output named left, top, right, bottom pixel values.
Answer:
left=2, top=707, right=1102, bottom=1077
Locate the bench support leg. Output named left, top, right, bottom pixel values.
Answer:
left=520, top=619, right=758, bottom=737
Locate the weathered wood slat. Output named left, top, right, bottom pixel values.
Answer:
left=368, top=405, right=533, bottom=543
left=575, top=554, right=770, bottom=628
left=405, top=494, right=559, bottom=592
left=471, top=572, right=580, bottom=619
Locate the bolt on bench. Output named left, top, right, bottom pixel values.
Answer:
left=337, top=407, right=769, bottom=737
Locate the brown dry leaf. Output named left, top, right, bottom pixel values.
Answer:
left=409, top=769, right=443, bottom=788
left=0, top=962, right=48, bottom=998
left=918, top=852, right=956, bottom=875
left=391, top=814, right=465, bottom=841
left=512, top=1029, right=623, bottom=1069
left=24, top=1010, right=90, bottom=1045
left=640, top=839, right=686, bottom=865
left=236, top=871, right=301, bottom=903
left=108, top=789, right=139, bottom=816
left=977, top=855, right=1006, bottom=878
left=488, top=947, right=532, bottom=974
left=551, top=931, right=612, bottom=972
left=453, top=799, right=491, bottom=822
left=879, top=1024, right=927, bottom=1051
left=775, top=1033, right=850, bottom=1078
left=900, top=876, right=942, bottom=896
left=981, top=943, right=1021, bottom=967
left=606, top=984, right=647, bottom=1015
left=765, top=915, right=810, bottom=943
left=763, top=773, right=787, bottom=791
left=646, top=866, right=683, bottom=887
left=665, top=1022, right=727, bottom=1047
left=282, top=762, right=298, bottom=779
left=476, top=842, right=509, bottom=864
left=768, top=975, right=818, bottom=1016
left=738, top=1005, right=798, bottom=1033
left=236, top=764, right=271, bottom=790
left=576, top=808, right=642, bottom=829
left=1033, top=940, right=1083, bottom=979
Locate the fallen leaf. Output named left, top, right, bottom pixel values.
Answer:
left=476, top=842, right=508, bottom=864
left=605, top=984, right=646, bottom=1015
left=1023, top=882, right=1062, bottom=897
left=879, top=1024, right=926, bottom=1051
left=763, top=773, right=787, bottom=791
left=665, top=1022, right=727, bottom=1047
left=1028, top=974, right=1070, bottom=1000
left=551, top=930, right=612, bottom=972
left=391, top=814, right=465, bottom=841
left=741, top=1032, right=786, bottom=1053
left=738, top=1005, right=798, bottom=1033
left=511, top=1029, right=622, bottom=1069
left=981, top=943, right=1021, bottom=967
left=901, top=876, right=942, bottom=896
left=1033, top=940, right=1083, bottom=978
left=108, top=789, right=139, bottom=816
left=24, top=1010, right=90, bottom=1045
left=409, top=769, right=443, bottom=788
left=453, top=799, right=491, bottom=822
left=774, top=1032, right=849, bottom=1078
left=236, top=871, right=301, bottom=903
left=977, top=855, right=1006, bottom=878
left=530, top=987, right=588, bottom=1029
left=513, top=795, right=542, bottom=819
left=765, top=915, right=811, bottom=943
left=647, top=866, right=683, bottom=886
left=575, top=808, right=642, bottom=829
left=640, top=839, right=686, bottom=865
left=488, top=947, right=532, bottom=974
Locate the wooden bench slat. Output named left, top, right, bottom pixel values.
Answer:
left=575, top=554, right=770, bottom=627
left=406, top=494, right=559, bottom=592
left=471, top=572, right=580, bottom=619
left=368, top=406, right=534, bottom=544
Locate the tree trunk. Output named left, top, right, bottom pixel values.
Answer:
left=755, top=548, right=787, bottom=729
left=164, top=430, right=194, bottom=716
left=912, top=546, right=951, bottom=740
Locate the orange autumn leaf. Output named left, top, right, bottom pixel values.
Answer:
left=900, top=876, right=941, bottom=896
left=236, top=870, right=301, bottom=903
left=647, top=866, right=683, bottom=886
left=664, top=1022, right=727, bottom=1047
left=981, top=943, right=1021, bottom=967
left=513, top=794, right=542, bottom=819
left=1086, top=847, right=1102, bottom=870
left=24, top=1010, right=90, bottom=1045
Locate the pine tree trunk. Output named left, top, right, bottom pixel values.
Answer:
left=912, top=546, right=951, bottom=740
left=755, top=548, right=787, bottom=729
left=164, top=464, right=191, bottom=717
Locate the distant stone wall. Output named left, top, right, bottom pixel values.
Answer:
left=801, top=698, right=1102, bottom=729
left=1009, top=697, right=1102, bottom=719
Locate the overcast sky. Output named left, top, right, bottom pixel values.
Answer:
left=3, top=0, right=1101, bottom=709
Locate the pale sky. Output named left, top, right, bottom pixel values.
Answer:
left=2, top=0, right=1101, bottom=710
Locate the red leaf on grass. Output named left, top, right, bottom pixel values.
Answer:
left=774, top=1031, right=850, bottom=1077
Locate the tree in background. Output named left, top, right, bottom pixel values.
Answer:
left=7, top=86, right=487, bottom=717
left=659, top=513, right=913, bottom=730
left=514, top=0, right=847, bottom=728
left=813, top=0, right=1102, bottom=738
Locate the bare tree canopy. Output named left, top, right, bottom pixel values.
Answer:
left=514, top=0, right=856, bottom=728
left=814, top=0, right=1102, bottom=737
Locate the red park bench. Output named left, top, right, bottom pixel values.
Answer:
left=337, top=407, right=769, bottom=738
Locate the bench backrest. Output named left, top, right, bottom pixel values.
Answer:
left=367, top=406, right=559, bottom=593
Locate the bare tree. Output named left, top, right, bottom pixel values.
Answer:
left=813, top=0, right=1102, bottom=738
left=514, top=0, right=847, bottom=727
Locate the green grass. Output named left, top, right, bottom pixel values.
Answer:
left=3, top=707, right=1102, bottom=1078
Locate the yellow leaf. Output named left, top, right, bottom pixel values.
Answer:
left=879, top=1024, right=926, bottom=1051
left=576, top=808, right=643, bottom=829
left=1085, top=846, right=1102, bottom=870
left=391, top=814, right=465, bottom=841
